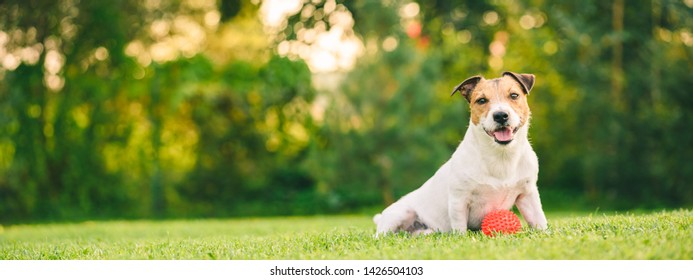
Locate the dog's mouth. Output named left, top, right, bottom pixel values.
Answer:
left=487, top=126, right=518, bottom=145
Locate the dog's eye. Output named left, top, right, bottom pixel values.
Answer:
left=475, top=98, right=488, bottom=105
left=510, top=93, right=519, bottom=100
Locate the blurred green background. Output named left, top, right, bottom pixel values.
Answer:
left=0, top=0, right=691, bottom=223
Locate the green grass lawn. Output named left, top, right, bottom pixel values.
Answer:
left=1, top=209, right=691, bottom=259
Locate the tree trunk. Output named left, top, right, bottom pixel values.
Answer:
left=611, top=0, right=625, bottom=110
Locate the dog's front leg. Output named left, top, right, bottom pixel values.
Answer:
left=448, top=191, right=469, bottom=234
left=515, top=189, right=548, bottom=230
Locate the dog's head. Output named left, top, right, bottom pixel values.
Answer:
left=451, top=72, right=535, bottom=145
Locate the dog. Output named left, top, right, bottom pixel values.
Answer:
left=373, top=72, right=548, bottom=236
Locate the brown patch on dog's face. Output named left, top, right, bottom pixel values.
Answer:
left=467, top=76, right=531, bottom=126
left=499, top=76, right=531, bottom=127
left=468, top=84, right=489, bottom=125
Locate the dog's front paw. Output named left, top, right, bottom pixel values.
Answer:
left=450, top=229, right=468, bottom=235
left=532, top=221, right=548, bottom=230
left=527, top=214, right=548, bottom=230
left=412, top=228, right=435, bottom=236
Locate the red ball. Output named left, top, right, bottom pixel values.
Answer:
left=481, top=209, right=522, bottom=237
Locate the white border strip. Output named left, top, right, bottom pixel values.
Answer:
left=1, top=260, right=689, bottom=280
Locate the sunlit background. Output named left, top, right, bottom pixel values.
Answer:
left=0, top=0, right=692, bottom=223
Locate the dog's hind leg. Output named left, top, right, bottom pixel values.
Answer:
left=374, top=208, right=418, bottom=237
left=408, top=219, right=435, bottom=236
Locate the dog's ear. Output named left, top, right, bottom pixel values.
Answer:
left=451, top=75, right=483, bottom=102
left=502, top=72, right=535, bottom=94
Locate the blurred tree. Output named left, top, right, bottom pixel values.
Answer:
left=289, top=0, right=458, bottom=210
left=1, top=0, right=691, bottom=223
left=0, top=0, right=318, bottom=221
left=0, top=0, right=145, bottom=220
left=545, top=1, right=693, bottom=207
left=176, top=55, right=316, bottom=217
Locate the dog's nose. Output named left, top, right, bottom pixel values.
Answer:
left=493, top=111, right=509, bottom=124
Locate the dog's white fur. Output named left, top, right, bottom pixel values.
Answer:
left=373, top=72, right=548, bottom=236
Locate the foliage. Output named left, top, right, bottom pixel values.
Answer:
left=0, top=0, right=316, bottom=221
left=539, top=0, right=693, bottom=207
left=301, top=1, right=457, bottom=211
left=0, top=0, right=692, bottom=223
left=1, top=210, right=692, bottom=259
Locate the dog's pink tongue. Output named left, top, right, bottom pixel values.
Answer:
left=493, top=128, right=513, bottom=142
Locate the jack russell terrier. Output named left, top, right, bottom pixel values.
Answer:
left=373, top=72, right=548, bottom=236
